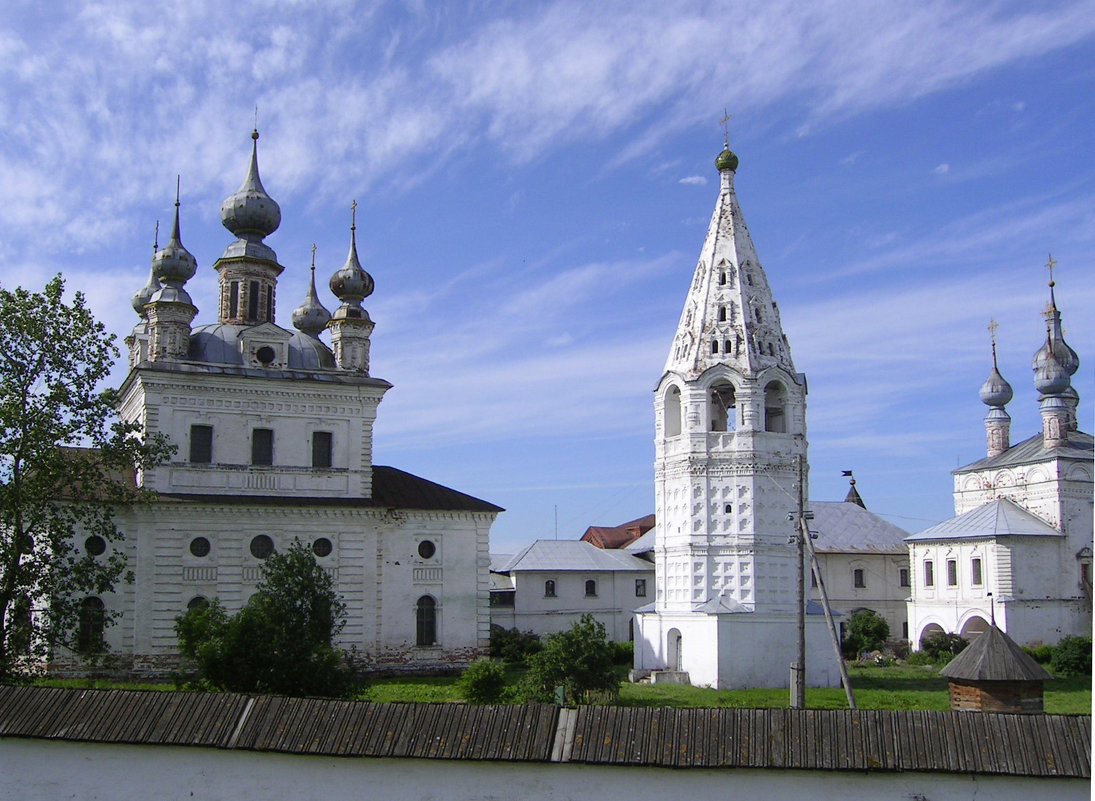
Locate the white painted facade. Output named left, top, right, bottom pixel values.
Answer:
left=490, top=541, right=653, bottom=641
left=906, top=287, right=1092, bottom=649
left=634, top=145, right=838, bottom=689
left=63, top=133, right=501, bottom=674
left=3, top=738, right=1085, bottom=801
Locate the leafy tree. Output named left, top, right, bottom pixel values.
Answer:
left=920, top=631, right=968, bottom=663
left=457, top=657, right=507, bottom=703
left=522, top=614, right=619, bottom=705
left=489, top=624, right=542, bottom=665
left=842, top=609, right=890, bottom=658
left=0, top=276, right=171, bottom=679
left=175, top=538, right=357, bottom=697
left=1051, top=635, right=1091, bottom=677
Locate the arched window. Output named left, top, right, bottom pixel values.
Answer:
left=664, top=386, right=682, bottom=438
left=585, top=579, right=597, bottom=597
left=717, top=306, right=727, bottom=322
left=544, top=580, right=557, bottom=598
left=187, top=596, right=209, bottom=612
left=711, top=339, right=719, bottom=354
left=764, top=381, right=786, bottom=433
left=710, top=382, right=736, bottom=432
left=415, top=595, right=437, bottom=646
left=77, top=597, right=105, bottom=655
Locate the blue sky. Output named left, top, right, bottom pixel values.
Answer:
left=1, top=1, right=1092, bottom=554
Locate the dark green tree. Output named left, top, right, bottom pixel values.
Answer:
left=0, top=276, right=172, bottom=679
left=842, top=609, right=890, bottom=658
left=175, top=538, right=356, bottom=697
left=457, top=657, right=507, bottom=703
left=522, top=614, right=619, bottom=704
left=1050, top=635, right=1091, bottom=677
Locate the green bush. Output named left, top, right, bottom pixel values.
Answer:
left=906, top=650, right=936, bottom=666
left=522, top=614, right=619, bottom=705
left=610, top=640, right=634, bottom=665
left=1051, top=635, right=1092, bottom=677
left=1023, top=644, right=1055, bottom=665
left=175, top=539, right=358, bottom=697
left=489, top=625, right=542, bottom=665
left=919, top=632, right=968, bottom=663
left=842, top=610, right=890, bottom=658
left=458, top=657, right=507, bottom=703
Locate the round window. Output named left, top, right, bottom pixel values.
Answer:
left=417, top=540, right=436, bottom=559
left=187, top=596, right=209, bottom=612
left=256, top=345, right=276, bottom=365
left=84, top=535, right=106, bottom=556
left=189, top=537, right=211, bottom=557
left=312, top=537, right=333, bottom=558
left=250, top=535, right=274, bottom=559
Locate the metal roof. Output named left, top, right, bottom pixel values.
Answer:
left=906, top=498, right=1062, bottom=542
left=495, top=540, right=655, bottom=574
left=1, top=687, right=1087, bottom=778
left=954, top=430, right=1093, bottom=474
left=158, top=465, right=503, bottom=514
left=809, top=501, right=910, bottom=554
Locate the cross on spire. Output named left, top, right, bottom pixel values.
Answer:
left=720, top=109, right=731, bottom=147
left=351, top=199, right=358, bottom=231
left=310, top=243, right=317, bottom=272
left=1045, top=252, right=1057, bottom=287
left=988, top=318, right=999, bottom=365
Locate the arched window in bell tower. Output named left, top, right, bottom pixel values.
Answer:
left=764, top=381, right=786, bottom=433
left=710, top=382, right=736, bottom=432
left=664, top=385, right=682, bottom=438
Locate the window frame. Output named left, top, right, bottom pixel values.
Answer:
left=946, top=559, right=958, bottom=587
left=544, top=579, right=557, bottom=598
left=251, top=428, right=274, bottom=466
left=635, top=578, right=647, bottom=598
left=189, top=424, right=213, bottom=464
left=971, top=557, right=983, bottom=586
left=311, top=431, right=333, bottom=469
left=584, top=579, right=597, bottom=597
left=924, top=560, right=935, bottom=587
left=415, top=595, right=437, bottom=647
left=853, top=568, right=866, bottom=589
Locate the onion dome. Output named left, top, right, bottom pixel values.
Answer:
left=979, top=344, right=1013, bottom=407
left=329, top=203, right=375, bottom=320
left=715, top=146, right=739, bottom=173
left=292, top=246, right=332, bottom=336
left=1034, top=336, right=1070, bottom=397
left=151, top=189, right=197, bottom=287
left=1032, top=270, right=1079, bottom=377
left=219, top=129, right=281, bottom=238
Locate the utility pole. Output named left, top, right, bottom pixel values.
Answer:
left=790, top=454, right=806, bottom=709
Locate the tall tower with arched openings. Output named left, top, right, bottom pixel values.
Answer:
left=634, top=141, right=837, bottom=689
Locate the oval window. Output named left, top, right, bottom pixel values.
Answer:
left=256, top=345, right=276, bottom=365
left=418, top=540, right=436, bottom=559
left=312, top=537, right=333, bottom=558
left=84, top=535, right=106, bottom=556
left=189, top=537, right=211, bottom=557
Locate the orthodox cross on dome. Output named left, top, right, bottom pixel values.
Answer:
left=1046, top=252, right=1057, bottom=286
left=988, top=317, right=999, bottom=360
left=311, top=242, right=317, bottom=267
left=720, top=109, right=731, bottom=147
left=351, top=199, right=358, bottom=230
left=153, top=219, right=159, bottom=251
left=1043, top=253, right=1059, bottom=318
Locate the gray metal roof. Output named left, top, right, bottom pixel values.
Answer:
left=809, top=501, right=910, bottom=554
left=0, top=686, right=1088, bottom=778
left=496, top=540, right=654, bottom=574
left=954, top=430, right=1092, bottom=474
left=940, top=625, right=1053, bottom=682
left=906, top=498, right=1062, bottom=542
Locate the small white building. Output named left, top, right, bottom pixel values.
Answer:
left=490, top=540, right=653, bottom=642
left=64, top=131, right=502, bottom=675
left=907, top=279, right=1092, bottom=648
left=809, top=490, right=911, bottom=642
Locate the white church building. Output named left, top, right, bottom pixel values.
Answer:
left=906, top=279, right=1092, bottom=648
left=633, top=143, right=838, bottom=689
left=68, top=131, right=502, bottom=675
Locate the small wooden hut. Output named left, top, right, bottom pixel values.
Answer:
left=940, top=625, right=1053, bottom=713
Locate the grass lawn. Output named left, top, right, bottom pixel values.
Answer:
left=33, top=663, right=1091, bottom=713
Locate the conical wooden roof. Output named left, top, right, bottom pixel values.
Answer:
left=940, top=625, right=1052, bottom=682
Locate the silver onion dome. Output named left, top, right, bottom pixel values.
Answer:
left=329, top=205, right=375, bottom=321
left=292, top=250, right=332, bottom=336
left=979, top=364, right=1013, bottom=408
left=131, top=265, right=160, bottom=316
left=1034, top=340, right=1071, bottom=396
left=151, top=194, right=197, bottom=287
left=219, top=129, right=281, bottom=238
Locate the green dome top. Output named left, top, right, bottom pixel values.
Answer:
left=715, top=147, right=739, bottom=172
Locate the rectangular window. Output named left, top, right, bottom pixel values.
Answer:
left=251, top=428, right=273, bottom=466
left=899, top=568, right=910, bottom=588
left=853, top=568, right=866, bottom=589
left=312, top=431, right=333, bottom=468
left=229, top=281, right=239, bottom=318
left=971, top=557, right=983, bottom=586
left=924, top=560, right=934, bottom=587
left=189, top=424, right=212, bottom=464
left=490, top=591, right=515, bottom=608
left=266, top=289, right=273, bottom=323
left=248, top=280, right=260, bottom=320
left=635, top=579, right=647, bottom=598
left=947, top=559, right=958, bottom=587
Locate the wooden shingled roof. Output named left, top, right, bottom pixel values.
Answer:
left=0, top=686, right=1089, bottom=778
left=940, top=625, right=1053, bottom=682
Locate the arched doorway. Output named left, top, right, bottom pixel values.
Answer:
left=918, top=622, right=945, bottom=650
left=667, top=628, right=682, bottom=671
left=960, top=615, right=990, bottom=641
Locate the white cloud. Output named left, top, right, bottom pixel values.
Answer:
left=933, top=163, right=951, bottom=175
left=679, top=175, right=707, bottom=186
